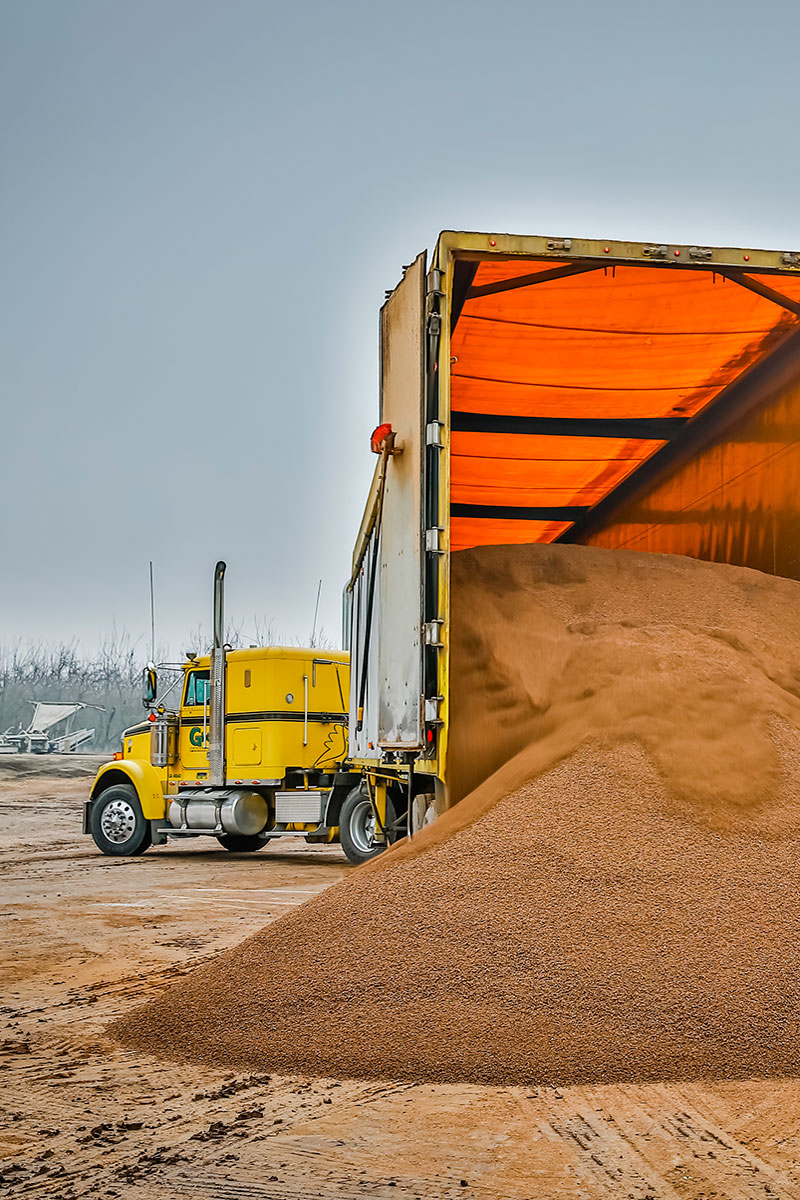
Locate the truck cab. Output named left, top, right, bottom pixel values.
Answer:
left=85, top=636, right=359, bottom=857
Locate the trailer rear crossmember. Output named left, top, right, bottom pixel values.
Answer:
left=451, top=412, right=689, bottom=439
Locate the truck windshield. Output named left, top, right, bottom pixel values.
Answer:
left=184, top=670, right=210, bottom=707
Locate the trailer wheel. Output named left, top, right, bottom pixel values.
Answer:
left=216, top=833, right=265, bottom=852
left=90, top=784, right=152, bottom=857
left=339, top=786, right=394, bottom=866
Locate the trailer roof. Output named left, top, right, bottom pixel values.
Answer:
left=438, top=234, right=800, bottom=551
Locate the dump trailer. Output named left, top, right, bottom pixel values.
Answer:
left=344, top=229, right=800, bottom=859
left=84, top=563, right=365, bottom=858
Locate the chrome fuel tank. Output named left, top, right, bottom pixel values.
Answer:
left=168, top=789, right=269, bottom=836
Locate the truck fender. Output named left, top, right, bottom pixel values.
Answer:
left=89, top=760, right=166, bottom=820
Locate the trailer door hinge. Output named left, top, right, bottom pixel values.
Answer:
left=642, top=244, right=668, bottom=259
left=424, top=695, right=444, bottom=723
left=688, top=245, right=713, bottom=260
left=426, top=268, right=445, bottom=296
left=425, top=527, right=445, bottom=553
left=426, top=420, right=444, bottom=448
left=427, top=311, right=442, bottom=336
left=546, top=238, right=572, bottom=252
left=782, top=252, right=800, bottom=268
left=423, top=619, right=444, bottom=648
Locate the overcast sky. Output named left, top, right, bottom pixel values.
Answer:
left=2, top=0, right=799, bottom=657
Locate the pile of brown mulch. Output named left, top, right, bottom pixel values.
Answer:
left=113, top=545, right=800, bottom=1086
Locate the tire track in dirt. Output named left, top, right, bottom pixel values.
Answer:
left=509, top=1084, right=800, bottom=1200
left=513, top=1088, right=685, bottom=1200
left=657, top=1105, right=800, bottom=1199
left=165, top=1175, right=501, bottom=1200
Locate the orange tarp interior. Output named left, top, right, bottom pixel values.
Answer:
left=449, top=259, right=800, bottom=551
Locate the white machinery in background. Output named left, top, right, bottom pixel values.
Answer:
left=0, top=701, right=105, bottom=754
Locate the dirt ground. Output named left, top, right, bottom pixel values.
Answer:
left=2, top=758, right=800, bottom=1199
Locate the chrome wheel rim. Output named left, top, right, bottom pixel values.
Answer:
left=101, top=798, right=137, bottom=844
left=349, top=798, right=378, bottom=855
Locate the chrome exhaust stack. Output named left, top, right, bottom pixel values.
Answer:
left=208, top=560, right=227, bottom=786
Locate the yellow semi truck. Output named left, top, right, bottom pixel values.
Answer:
left=84, top=563, right=378, bottom=864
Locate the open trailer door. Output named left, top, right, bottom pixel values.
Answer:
left=376, top=250, right=427, bottom=749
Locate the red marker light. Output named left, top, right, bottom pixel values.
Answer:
left=603, top=246, right=610, bottom=253
left=489, top=239, right=496, bottom=246
left=148, top=712, right=156, bottom=723
left=674, top=249, right=681, bottom=257
left=744, top=253, right=750, bottom=261
left=426, top=729, right=434, bottom=743
left=370, top=422, right=393, bottom=453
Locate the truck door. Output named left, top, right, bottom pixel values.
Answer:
left=180, top=667, right=210, bottom=776
left=377, top=251, right=426, bottom=748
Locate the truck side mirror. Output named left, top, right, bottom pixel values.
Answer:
left=143, top=663, right=158, bottom=707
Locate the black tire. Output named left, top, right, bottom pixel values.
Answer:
left=216, top=833, right=265, bottom=852
left=90, top=784, right=152, bottom=857
left=339, top=786, right=395, bottom=866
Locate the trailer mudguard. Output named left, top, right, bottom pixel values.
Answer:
left=90, top=760, right=166, bottom=820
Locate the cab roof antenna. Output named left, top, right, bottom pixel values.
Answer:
left=149, top=560, right=156, bottom=664
left=311, top=578, right=322, bottom=648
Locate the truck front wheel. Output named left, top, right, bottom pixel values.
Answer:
left=339, top=786, right=394, bottom=866
left=90, top=784, right=152, bottom=857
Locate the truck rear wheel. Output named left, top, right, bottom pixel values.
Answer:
left=90, top=784, right=152, bottom=857
left=339, top=786, right=394, bottom=866
left=216, top=833, right=265, bottom=852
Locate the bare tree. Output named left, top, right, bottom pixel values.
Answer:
left=0, top=615, right=337, bottom=754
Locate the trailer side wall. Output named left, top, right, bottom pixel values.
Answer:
left=580, top=354, right=800, bottom=578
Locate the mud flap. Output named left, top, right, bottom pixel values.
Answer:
left=150, top=820, right=168, bottom=846
left=411, top=791, right=439, bottom=835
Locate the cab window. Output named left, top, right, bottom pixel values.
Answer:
left=184, top=670, right=210, bottom=707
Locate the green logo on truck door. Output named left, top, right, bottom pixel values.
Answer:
left=189, top=727, right=204, bottom=747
